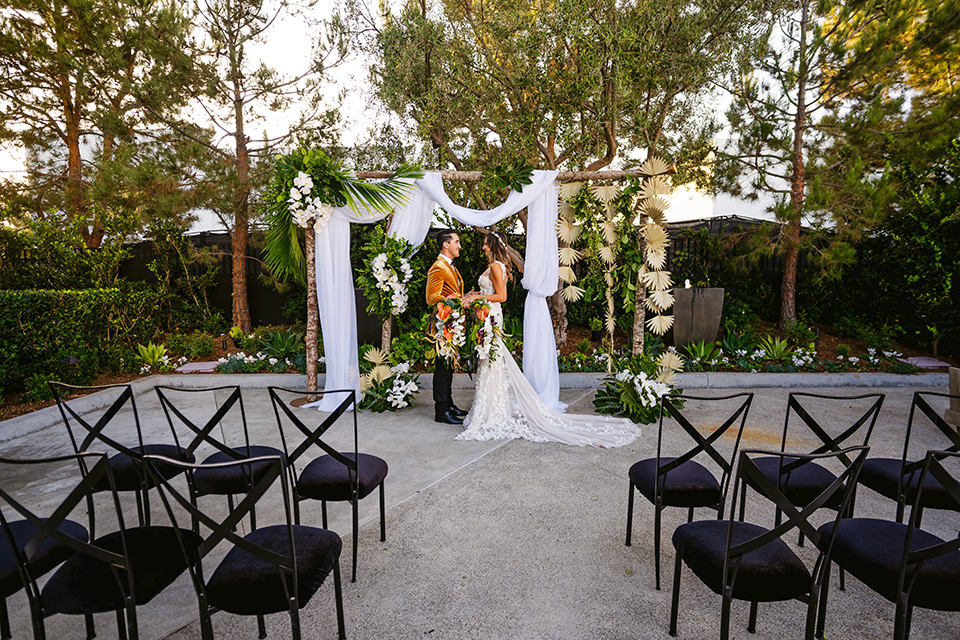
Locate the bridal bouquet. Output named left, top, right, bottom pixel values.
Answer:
left=428, top=299, right=468, bottom=366
left=469, top=301, right=501, bottom=363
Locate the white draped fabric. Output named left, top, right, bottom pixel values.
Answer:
left=308, top=170, right=563, bottom=411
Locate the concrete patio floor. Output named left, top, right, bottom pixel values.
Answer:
left=0, top=372, right=957, bottom=639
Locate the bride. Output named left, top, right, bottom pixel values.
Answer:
left=457, top=232, right=641, bottom=447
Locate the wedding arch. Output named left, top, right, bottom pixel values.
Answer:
left=281, top=164, right=675, bottom=412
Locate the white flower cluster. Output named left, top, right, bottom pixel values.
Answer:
left=372, top=252, right=413, bottom=314
left=288, top=171, right=334, bottom=234
left=474, top=315, right=498, bottom=360
left=615, top=369, right=671, bottom=408
left=751, top=349, right=767, bottom=361
left=140, top=355, right=187, bottom=374
left=216, top=352, right=296, bottom=368
left=792, top=348, right=817, bottom=368
left=387, top=376, right=419, bottom=409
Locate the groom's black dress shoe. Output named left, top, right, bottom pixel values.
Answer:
left=435, top=409, right=464, bottom=425
left=450, top=405, right=468, bottom=419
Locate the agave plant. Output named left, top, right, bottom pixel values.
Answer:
left=261, top=329, right=304, bottom=361
left=681, top=340, right=719, bottom=370
left=137, top=342, right=169, bottom=368
left=757, top=335, right=794, bottom=361
left=722, top=332, right=756, bottom=357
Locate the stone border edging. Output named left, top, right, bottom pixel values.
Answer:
left=0, top=371, right=948, bottom=444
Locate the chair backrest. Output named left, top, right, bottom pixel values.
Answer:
left=900, top=391, right=960, bottom=469
left=899, top=450, right=960, bottom=592
left=155, top=385, right=250, bottom=459
left=143, top=454, right=299, bottom=600
left=655, top=392, right=754, bottom=497
left=0, top=452, right=134, bottom=602
left=49, top=382, right=146, bottom=458
left=268, top=387, right=358, bottom=470
left=780, top=392, right=885, bottom=462
left=726, top=446, right=870, bottom=584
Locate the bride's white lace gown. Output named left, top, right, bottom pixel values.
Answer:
left=457, top=262, right=641, bottom=447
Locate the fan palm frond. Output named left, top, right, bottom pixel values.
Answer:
left=646, top=313, right=674, bottom=335
left=559, top=182, right=583, bottom=200
left=559, top=246, right=584, bottom=265
left=561, top=284, right=585, bottom=302
left=638, top=156, right=671, bottom=176
left=644, top=223, right=668, bottom=247
left=640, top=269, right=673, bottom=290
left=557, top=220, right=580, bottom=243
left=559, top=266, right=577, bottom=283
left=591, top=183, right=620, bottom=202
left=600, top=221, right=618, bottom=244
left=599, top=245, right=616, bottom=264
left=646, top=248, right=667, bottom=270
left=640, top=175, right=672, bottom=199
left=605, top=313, right=616, bottom=333
left=658, top=351, right=684, bottom=371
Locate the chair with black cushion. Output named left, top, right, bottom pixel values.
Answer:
left=669, top=445, right=869, bottom=640
left=0, top=452, right=200, bottom=640
left=0, top=459, right=92, bottom=640
left=626, top=392, right=753, bottom=590
left=49, top=382, right=195, bottom=534
left=816, top=449, right=960, bottom=640
left=858, top=391, right=960, bottom=525
left=739, top=392, right=884, bottom=535
left=269, top=387, right=387, bottom=583
left=145, top=454, right=345, bottom=640
left=155, top=385, right=286, bottom=530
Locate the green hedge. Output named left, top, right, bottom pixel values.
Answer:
left=0, top=288, right=165, bottom=391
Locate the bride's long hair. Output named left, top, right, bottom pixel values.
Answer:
left=484, top=231, right=512, bottom=281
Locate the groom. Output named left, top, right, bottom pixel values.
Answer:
left=426, top=229, right=469, bottom=425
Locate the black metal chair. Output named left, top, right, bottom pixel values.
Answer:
left=669, top=445, right=869, bottom=640
left=145, top=454, right=345, bottom=640
left=0, top=452, right=200, bottom=640
left=269, top=387, right=388, bottom=583
left=816, top=449, right=960, bottom=640
left=155, top=385, right=286, bottom=530
left=0, top=456, right=93, bottom=640
left=858, top=391, right=960, bottom=525
left=739, top=392, right=884, bottom=532
left=49, top=382, right=194, bottom=534
left=626, top=392, right=753, bottom=590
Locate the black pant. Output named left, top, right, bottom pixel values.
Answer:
left=433, top=356, right=453, bottom=417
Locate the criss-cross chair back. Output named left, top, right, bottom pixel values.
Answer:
left=144, top=454, right=345, bottom=640
left=0, top=452, right=199, bottom=640
left=155, top=386, right=285, bottom=530
left=816, top=450, right=960, bottom=640
left=859, top=391, right=960, bottom=525
left=268, top=387, right=388, bottom=583
left=49, top=382, right=192, bottom=534
left=740, top=392, right=884, bottom=532
left=669, top=445, right=869, bottom=640
left=626, top=392, right=753, bottom=590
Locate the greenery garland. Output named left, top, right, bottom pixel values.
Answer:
left=356, top=226, right=416, bottom=318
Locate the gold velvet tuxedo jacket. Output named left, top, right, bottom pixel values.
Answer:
left=425, top=256, right=463, bottom=306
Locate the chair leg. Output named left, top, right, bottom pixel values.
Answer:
left=815, top=560, right=833, bottom=639
left=379, top=483, right=386, bottom=542
left=116, top=609, right=129, bottom=640
left=688, top=507, right=695, bottom=523
left=625, top=482, right=634, bottom=546
left=321, top=501, right=329, bottom=529
left=126, top=602, right=139, bottom=640
left=84, top=613, right=96, bottom=640
left=333, top=559, right=346, bottom=640
left=894, top=596, right=909, bottom=640
left=747, top=601, right=758, bottom=633
left=720, top=590, right=732, bottom=640
left=669, top=554, right=683, bottom=637
left=257, top=614, right=267, bottom=639
left=352, top=496, right=359, bottom=583
left=738, top=485, right=747, bottom=522
left=28, top=596, right=46, bottom=640
left=289, top=601, right=301, bottom=640
left=0, top=598, right=10, bottom=640
left=654, top=504, right=663, bottom=591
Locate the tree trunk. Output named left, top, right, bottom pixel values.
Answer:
left=632, top=274, right=647, bottom=356
left=229, top=35, right=252, bottom=332
left=231, top=209, right=251, bottom=331
left=549, top=288, right=567, bottom=348
left=305, top=225, right=319, bottom=396
left=781, top=0, right=811, bottom=331
left=381, top=318, right=392, bottom=353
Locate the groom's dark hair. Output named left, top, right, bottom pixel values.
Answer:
left=435, top=229, right=457, bottom=251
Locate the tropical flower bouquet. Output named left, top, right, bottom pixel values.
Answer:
left=428, top=299, right=504, bottom=371
left=356, top=227, right=416, bottom=317
left=359, top=347, right=420, bottom=412
left=593, top=351, right=684, bottom=424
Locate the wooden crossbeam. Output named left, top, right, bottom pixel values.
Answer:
left=354, top=167, right=676, bottom=182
